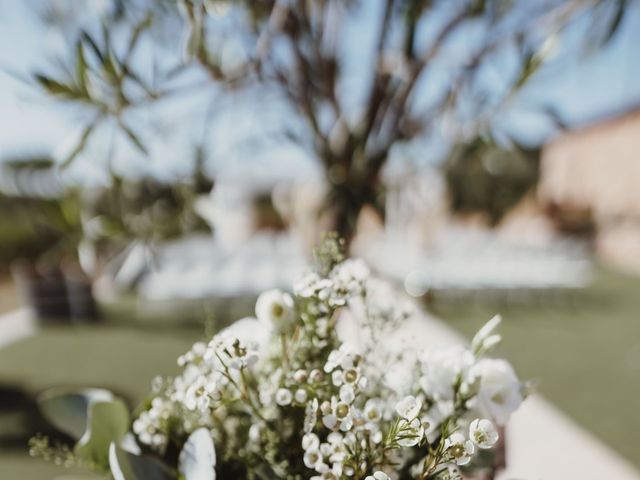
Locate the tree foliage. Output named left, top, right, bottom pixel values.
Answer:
left=33, top=0, right=629, bottom=241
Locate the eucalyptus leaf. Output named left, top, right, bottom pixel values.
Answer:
left=109, top=443, right=176, bottom=480
left=37, top=387, right=114, bottom=440
left=74, top=399, right=130, bottom=469
left=178, top=428, right=216, bottom=480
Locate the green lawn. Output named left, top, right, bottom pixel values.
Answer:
left=430, top=267, right=640, bottom=468
left=0, top=325, right=201, bottom=480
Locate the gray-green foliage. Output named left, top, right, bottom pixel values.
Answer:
left=33, top=388, right=130, bottom=472
left=109, top=444, right=177, bottom=480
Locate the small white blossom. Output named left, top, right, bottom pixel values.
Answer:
left=467, top=359, right=522, bottom=425
left=469, top=418, right=499, bottom=449
left=294, top=388, right=309, bottom=404
left=395, top=395, right=422, bottom=419
left=304, top=398, right=319, bottom=433
left=132, top=397, right=173, bottom=451
left=302, top=432, right=320, bottom=451
left=303, top=448, right=323, bottom=469
left=365, top=472, right=390, bottom=480
left=293, top=272, right=322, bottom=297
left=445, top=432, right=475, bottom=466
left=339, top=384, right=356, bottom=404
left=324, top=345, right=351, bottom=373
left=322, top=397, right=353, bottom=431
left=471, top=315, right=502, bottom=354
left=255, top=289, right=295, bottom=333
left=183, top=375, right=216, bottom=412
left=209, top=335, right=260, bottom=371
left=395, top=417, right=423, bottom=447
left=420, top=346, right=473, bottom=401
left=275, top=388, right=293, bottom=406
left=364, top=399, right=383, bottom=423
left=178, top=341, right=207, bottom=367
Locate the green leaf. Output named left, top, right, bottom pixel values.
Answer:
left=60, top=121, right=99, bottom=168
left=109, top=443, right=176, bottom=480
left=81, top=31, right=105, bottom=64
left=37, top=387, right=115, bottom=440
left=125, top=14, right=153, bottom=63
left=75, top=40, right=88, bottom=92
left=119, top=121, right=148, bottom=155
left=179, top=428, right=216, bottom=480
left=74, top=399, right=130, bottom=469
left=601, top=0, right=627, bottom=45
left=34, top=74, right=80, bottom=99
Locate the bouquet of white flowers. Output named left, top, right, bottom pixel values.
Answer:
left=31, top=236, right=525, bottom=480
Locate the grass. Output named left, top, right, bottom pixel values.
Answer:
left=0, top=324, right=201, bottom=480
left=430, top=266, right=640, bottom=468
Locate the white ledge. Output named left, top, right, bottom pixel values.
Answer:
left=0, top=308, right=36, bottom=349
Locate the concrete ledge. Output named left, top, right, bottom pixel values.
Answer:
left=500, top=395, right=640, bottom=480
left=392, top=312, right=640, bottom=480
left=0, top=308, right=37, bottom=349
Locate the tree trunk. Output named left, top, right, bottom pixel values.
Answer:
left=325, top=171, right=385, bottom=253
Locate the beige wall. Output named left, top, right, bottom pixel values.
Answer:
left=539, top=110, right=640, bottom=273
left=540, top=110, right=640, bottom=220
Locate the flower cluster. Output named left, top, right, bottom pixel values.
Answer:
left=118, top=239, right=526, bottom=479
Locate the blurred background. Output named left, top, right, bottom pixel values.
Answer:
left=0, top=0, right=639, bottom=478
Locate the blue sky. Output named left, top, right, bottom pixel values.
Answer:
left=1, top=0, right=639, bottom=182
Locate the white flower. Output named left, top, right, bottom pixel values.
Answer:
left=322, top=397, right=353, bottom=431
left=339, top=384, right=355, bottom=404
left=183, top=376, right=215, bottom=412
left=364, top=399, right=383, bottom=423
left=395, top=395, right=422, bottom=419
left=469, top=418, right=499, bottom=449
left=439, top=464, right=463, bottom=480
left=324, top=345, right=351, bottom=373
left=294, top=272, right=322, bottom=297
left=275, top=388, right=293, bottom=406
left=365, top=472, right=390, bottom=480
left=331, top=370, right=344, bottom=387
left=395, top=417, right=424, bottom=447
left=444, top=432, right=475, bottom=466
left=471, top=315, right=502, bottom=354
left=302, top=432, right=320, bottom=451
left=132, top=397, right=173, bottom=451
left=468, top=359, right=522, bottom=426
left=178, top=341, right=207, bottom=367
left=304, top=398, right=319, bottom=433
left=209, top=335, right=260, bottom=371
left=303, top=448, right=323, bottom=469
left=295, top=388, right=309, bottom=404
left=420, top=346, right=473, bottom=401
left=255, top=289, right=295, bottom=333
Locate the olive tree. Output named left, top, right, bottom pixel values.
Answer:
left=34, top=0, right=627, bottom=246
